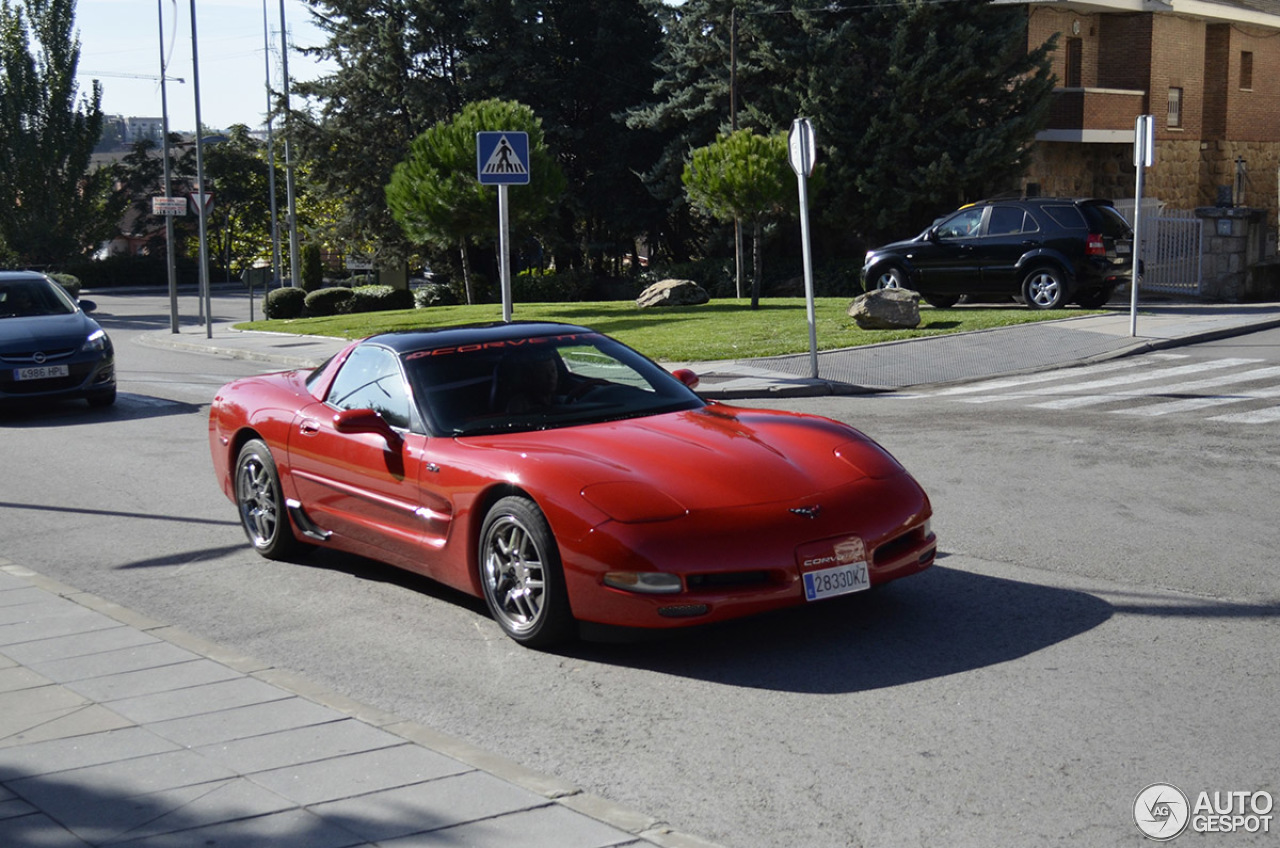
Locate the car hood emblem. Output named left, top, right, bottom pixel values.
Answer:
left=790, top=505, right=821, bottom=519
left=33, top=351, right=47, bottom=364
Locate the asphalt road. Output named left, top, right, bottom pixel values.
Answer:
left=1, top=292, right=1276, bottom=847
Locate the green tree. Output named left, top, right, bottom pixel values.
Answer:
left=0, top=0, right=112, bottom=266
left=385, top=98, right=565, bottom=305
left=683, top=129, right=794, bottom=308
left=464, top=0, right=665, bottom=274
left=633, top=0, right=1055, bottom=250
left=204, top=125, right=278, bottom=277
left=291, top=0, right=476, bottom=262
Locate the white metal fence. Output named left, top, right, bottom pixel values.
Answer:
left=1115, top=203, right=1203, bottom=296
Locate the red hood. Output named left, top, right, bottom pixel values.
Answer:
left=458, top=404, right=905, bottom=510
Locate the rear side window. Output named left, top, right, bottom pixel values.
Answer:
left=1040, top=205, right=1088, bottom=230
left=987, top=206, right=1035, bottom=236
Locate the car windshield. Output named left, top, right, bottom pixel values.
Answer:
left=403, top=331, right=704, bottom=436
left=0, top=278, right=77, bottom=318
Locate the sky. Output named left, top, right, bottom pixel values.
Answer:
left=74, top=0, right=334, bottom=132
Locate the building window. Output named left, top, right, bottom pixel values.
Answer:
left=1065, top=38, right=1082, bottom=88
left=1240, top=51, right=1254, bottom=89
left=1167, top=87, right=1183, bottom=129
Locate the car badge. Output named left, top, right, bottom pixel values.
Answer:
left=790, top=505, right=821, bottom=519
left=33, top=351, right=47, bottom=364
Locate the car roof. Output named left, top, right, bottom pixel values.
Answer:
left=972, top=196, right=1116, bottom=208
left=367, top=321, right=597, bottom=355
left=0, top=271, right=51, bottom=281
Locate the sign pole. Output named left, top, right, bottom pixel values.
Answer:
left=788, top=118, right=819, bottom=378
left=1131, top=114, right=1154, bottom=337
left=498, top=184, right=513, bottom=322
left=476, top=131, right=531, bottom=323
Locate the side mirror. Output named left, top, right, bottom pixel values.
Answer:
left=671, top=368, right=700, bottom=390
left=333, top=408, right=403, bottom=447
left=78, top=299, right=97, bottom=313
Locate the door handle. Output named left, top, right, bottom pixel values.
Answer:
left=299, top=419, right=320, bottom=436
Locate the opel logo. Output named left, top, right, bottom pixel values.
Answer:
left=33, top=351, right=47, bottom=364
left=790, top=505, right=822, bottom=519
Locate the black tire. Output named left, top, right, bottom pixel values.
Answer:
left=1021, top=265, right=1068, bottom=310
left=1075, top=286, right=1116, bottom=308
left=479, top=496, right=575, bottom=648
left=922, top=294, right=960, bottom=308
left=870, top=265, right=906, bottom=291
left=234, top=439, right=304, bottom=560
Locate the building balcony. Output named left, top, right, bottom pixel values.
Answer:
left=1039, top=87, right=1147, bottom=143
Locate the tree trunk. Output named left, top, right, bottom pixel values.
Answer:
left=459, top=242, right=474, bottom=305
left=750, top=220, right=763, bottom=310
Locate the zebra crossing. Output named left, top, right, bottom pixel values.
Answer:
left=920, top=353, right=1280, bottom=424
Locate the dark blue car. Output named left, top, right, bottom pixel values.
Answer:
left=0, top=271, right=115, bottom=408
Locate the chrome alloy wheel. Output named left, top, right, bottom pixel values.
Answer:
left=237, top=454, right=280, bottom=548
left=482, top=514, right=548, bottom=636
left=1023, top=268, right=1064, bottom=308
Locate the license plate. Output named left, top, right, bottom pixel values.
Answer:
left=803, top=561, right=870, bottom=602
left=15, top=364, right=69, bottom=381
left=1116, top=243, right=1131, bottom=254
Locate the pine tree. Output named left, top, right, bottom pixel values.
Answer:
left=291, top=0, right=477, bottom=261
left=0, top=0, right=109, bottom=265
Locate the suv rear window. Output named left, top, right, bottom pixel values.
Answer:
left=1087, top=204, right=1133, bottom=237
left=1040, top=205, right=1088, bottom=230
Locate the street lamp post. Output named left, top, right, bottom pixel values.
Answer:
left=158, top=0, right=179, bottom=333
left=189, top=0, right=213, bottom=338
left=278, top=0, right=301, bottom=288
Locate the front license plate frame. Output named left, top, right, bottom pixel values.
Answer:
left=15, top=364, right=69, bottom=381
left=803, top=561, right=870, bottom=602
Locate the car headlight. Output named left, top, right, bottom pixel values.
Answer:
left=81, top=329, right=107, bottom=353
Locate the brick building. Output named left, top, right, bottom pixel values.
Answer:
left=999, top=0, right=1280, bottom=225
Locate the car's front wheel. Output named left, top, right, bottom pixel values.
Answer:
left=871, top=266, right=906, bottom=290
left=479, top=496, right=574, bottom=648
left=234, top=439, right=304, bottom=560
left=1021, top=266, right=1068, bottom=309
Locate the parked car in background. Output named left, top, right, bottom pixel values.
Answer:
left=862, top=197, right=1134, bottom=309
left=0, top=271, right=115, bottom=408
left=209, top=322, right=937, bottom=647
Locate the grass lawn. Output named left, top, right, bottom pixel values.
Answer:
left=236, top=298, right=1097, bottom=362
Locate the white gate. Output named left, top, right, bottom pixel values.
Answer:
left=1117, top=203, right=1203, bottom=296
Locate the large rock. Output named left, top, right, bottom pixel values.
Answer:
left=636, top=278, right=710, bottom=308
left=848, top=288, right=921, bottom=329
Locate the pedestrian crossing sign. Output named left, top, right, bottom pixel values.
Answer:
left=476, top=132, right=530, bottom=185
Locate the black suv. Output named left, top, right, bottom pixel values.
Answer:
left=861, top=197, right=1133, bottom=309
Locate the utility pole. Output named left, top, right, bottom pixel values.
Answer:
left=157, top=0, right=179, bottom=333
left=263, top=0, right=282, bottom=290
left=279, top=0, right=301, bottom=288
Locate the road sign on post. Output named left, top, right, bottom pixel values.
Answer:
left=788, top=118, right=819, bottom=379
left=151, top=197, right=187, bottom=216
left=477, top=132, right=530, bottom=322
left=1131, top=115, right=1155, bottom=337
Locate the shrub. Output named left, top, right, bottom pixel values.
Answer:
left=301, top=244, right=325, bottom=292
left=48, top=273, right=82, bottom=299
left=414, top=282, right=459, bottom=308
left=304, top=287, right=355, bottom=316
left=511, top=269, right=594, bottom=303
left=348, top=285, right=414, bottom=313
left=263, top=286, right=306, bottom=319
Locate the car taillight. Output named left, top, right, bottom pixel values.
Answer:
left=1086, top=233, right=1105, bottom=256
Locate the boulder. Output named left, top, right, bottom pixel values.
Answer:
left=636, top=279, right=710, bottom=308
left=848, top=288, right=921, bottom=329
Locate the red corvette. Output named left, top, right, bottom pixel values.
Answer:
left=209, top=322, right=936, bottom=647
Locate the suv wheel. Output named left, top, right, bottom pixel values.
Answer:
left=872, top=266, right=906, bottom=290
left=1021, top=266, right=1068, bottom=310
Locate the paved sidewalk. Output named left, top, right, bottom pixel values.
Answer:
left=0, top=561, right=719, bottom=848
left=137, top=297, right=1280, bottom=399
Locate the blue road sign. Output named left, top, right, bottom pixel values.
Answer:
left=477, top=132, right=530, bottom=185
